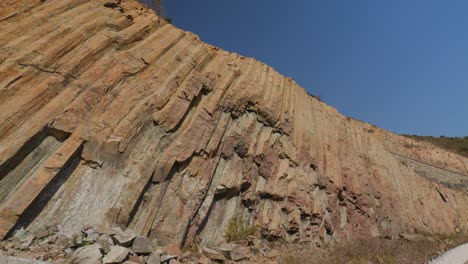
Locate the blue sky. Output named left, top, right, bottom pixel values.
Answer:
left=162, top=0, right=468, bottom=137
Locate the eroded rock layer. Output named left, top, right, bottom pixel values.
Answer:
left=0, top=0, right=467, bottom=247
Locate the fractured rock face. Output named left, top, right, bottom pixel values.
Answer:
left=0, top=0, right=467, bottom=252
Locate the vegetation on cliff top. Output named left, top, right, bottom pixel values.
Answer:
left=403, top=135, right=468, bottom=159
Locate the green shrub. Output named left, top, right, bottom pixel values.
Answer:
left=225, top=215, right=257, bottom=242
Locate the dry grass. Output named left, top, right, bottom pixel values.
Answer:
left=403, top=135, right=468, bottom=159
left=278, top=233, right=468, bottom=264
left=225, top=215, right=258, bottom=242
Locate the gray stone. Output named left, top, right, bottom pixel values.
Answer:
left=13, top=227, right=28, bottom=239
left=96, top=234, right=114, bottom=254
left=146, top=253, right=161, bottom=264
left=47, top=224, right=59, bottom=234
left=65, top=248, right=74, bottom=255
left=38, top=238, right=50, bottom=246
left=19, top=233, right=36, bottom=249
left=48, top=234, right=58, bottom=243
left=81, top=225, right=94, bottom=233
left=131, top=236, right=153, bottom=254
left=85, top=227, right=100, bottom=239
left=102, top=246, right=130, bottom=263
left=69, top=244, right=103, bottom=264
left=34, top=227, right=49, bottom=239
left=112, top=230, right=136, bottom=247
left=55, top=234, right=71, bottom=246
left=85, top=232, right=100, bottom=243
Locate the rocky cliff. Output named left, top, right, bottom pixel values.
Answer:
left=0, top=0, right=467, bottom=249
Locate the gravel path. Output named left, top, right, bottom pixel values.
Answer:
left=428, top=243, right=468, bottom=264
left=0, top=255, right=51, bottom=264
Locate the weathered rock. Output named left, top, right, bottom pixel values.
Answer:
left=102, top=246, right=130, bottom=263
left=47, top=224, right=59, bottom=234
left=96, top=234, right=114, bottom=254
left=19, top=233, right=36, bottom=249
left=85, top=229, right=101, bottom=243
left=112, top=230, right=136, bottom=247
left=69, top=244, right=103, bottom=264
left=0, top=0, right=467, bottom=253
left=131, top=236, right=153, bottom=254
left=55, top=234, right=72, bottom=246
left=13, top=228, right=28, bottom=240
left=218, top=243, right=250, bottom=261
left=146, top=253, right=161, bottom=264
left=48, top=234, right=58, bottom=244
left=202, top=247, right=226, bottom=261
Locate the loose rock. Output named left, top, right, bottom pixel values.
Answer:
left=218, top=243, right=250, bottom=261
left=34, top=227, right=49, bottom=240
left=102, top=246, right=129, bottom=264
left=202, top=246, right=226, bottom=261
left=131, top=236, right=153, bottom=254
left=96, top=234, right=114, bottom=254
left=69, top=244, right=103, bottom=264
left=112, top=230, right=136, bottom=247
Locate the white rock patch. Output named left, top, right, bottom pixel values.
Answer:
left=428, top=243, right=468, bottom=264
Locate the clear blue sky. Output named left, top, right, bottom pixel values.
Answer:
left=161, top=0, right=467, bottom=137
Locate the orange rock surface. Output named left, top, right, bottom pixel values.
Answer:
left=0, top=0, right=467, bottom=247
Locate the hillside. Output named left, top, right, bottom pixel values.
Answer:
left=403, top=135, right=468, bottom=159
left=0, top=0, right=467, bottom=263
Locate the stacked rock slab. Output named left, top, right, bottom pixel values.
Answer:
left=0, top=0, right=467, bottom=248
